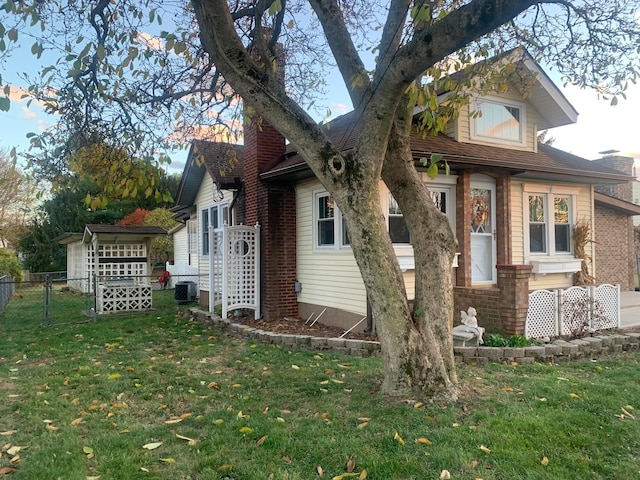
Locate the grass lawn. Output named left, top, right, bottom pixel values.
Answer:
left=0, top=290, right=639, bottom=479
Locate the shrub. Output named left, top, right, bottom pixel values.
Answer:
left=484, top=333, right=532, bottom=347
left=0, top=248, right=23, bottom=281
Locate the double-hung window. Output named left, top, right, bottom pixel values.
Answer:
left=201, top=203, right=229, bottom=255
left=526, top=191, right=573, bottom=256
left=388, top=194, right=410, bottom=244
left=314, top=191, right=349, bottom=249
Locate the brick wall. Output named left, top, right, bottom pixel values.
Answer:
left=243, top=115, right=298, bottom=318
left=594, top=204, right=634, bottom=290
left=593, top=155, right=634, bottom=202
left=454, top=286, right=502, bottom=332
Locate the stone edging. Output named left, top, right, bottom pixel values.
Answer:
left=187, top=308, right=640, bottom=364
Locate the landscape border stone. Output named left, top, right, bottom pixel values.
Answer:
left=187, top=308, right=640, bottom=365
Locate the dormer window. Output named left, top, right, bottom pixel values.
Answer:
left=471, top=96, right=526, bottom=147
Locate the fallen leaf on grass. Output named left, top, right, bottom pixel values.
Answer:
left=0, top=467, right=15, bottom=475
left=0, top=431, right=17, bottom=437
left=107, top=373, right=121, bottom=380
left=159, top=458, right=176, bottom=463
left=439, top=470, right=451, bottom=479
left=256, top=435, right=268, bottom=446
left=317, top=466, right=323, bottom=476
left=621, top=407, right=635, bottom=419
left=282, top=455, right=291, bottom=464
left=70, top=418, right=85, bottom=426
left=216, top=464, right=232, bottom=472
left=569, top=393, right=580, bottom=399
left=357, top=422, right=368, bottom=429
left=175, top=434, right=197, bottom=446
left=164, top=418, right=183, bottom=425
left=415, top=438, right=432, bottom=445
left=6, top=446, right=27, bottom=456
left=239, top=427, right=254, bottom=434
left=207, top=382, right=220, bottom=389
left=479, top=445, right=491, bottom=453
left=393, top=432, right=405, bottom=445
left=541, top=456, right=549, bottom=465
left=346, top=458, right=355, bottom=472
left=413, top=402, right=423, bottom=408
left=142, top=442, right=162, bottom=450
left=291, top=365, right=300, bottom=370
left=213, top=419, right=224, bottom=425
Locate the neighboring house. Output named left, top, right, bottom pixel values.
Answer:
left=172, top=51, right=635, bottom=335
left=592, top=154, right=640, bottom=290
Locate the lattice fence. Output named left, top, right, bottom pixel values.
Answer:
left=526, top=284, right=620, bottom=339
left=209, top=224, right=260, bottom=319
left=97, top=283, right=153, bottom=314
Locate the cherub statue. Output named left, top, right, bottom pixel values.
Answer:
left=460, top=306, right=484, bottom=344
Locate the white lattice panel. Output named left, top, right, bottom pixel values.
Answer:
left=225, top=227, right=258, bottom=310
left=98, top=263, right=147, bottom=278
left=209, top=229, right=224, bottom=307
left=98, top=244, right=146, bottom=257
left=593, top=284, right=620, bottom=330
left=526, top=289, right=559, bottom=338
left=560, top=286, right=590, bottom=336
left=97, top=285, right=153, bottom=313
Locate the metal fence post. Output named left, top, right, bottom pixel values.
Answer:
left=43, top=275, right=53, bottom=326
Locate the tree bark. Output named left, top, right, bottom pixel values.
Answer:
left=382, top=105, right=459, bottom=402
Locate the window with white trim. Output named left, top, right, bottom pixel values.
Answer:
left=388, top=194, right=410, bottom=244
left=201, top=203, right=229, bottom=255
left=313, top=191, right=349, bottom=249
left=471, top=96, right=526, bottom=146
left=527, top=193, right=573, bottom=255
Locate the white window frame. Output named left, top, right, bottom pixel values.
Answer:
left=312, top=190, right=350, bottom=251
left=201, top=202, right=229, bottom=256
left=523, top=185, right=577, bottom=259
left=470, top=95, right=527, bottom=147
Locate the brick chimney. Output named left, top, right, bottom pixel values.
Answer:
left=242, top=45, right=298, bottom=319
left=593, top=152, right=634, bottom=202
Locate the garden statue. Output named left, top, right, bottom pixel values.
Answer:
left=459, top=307, right=485, bottom=344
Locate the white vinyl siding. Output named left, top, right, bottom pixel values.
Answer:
left=297, top=179, right=367, bottom=316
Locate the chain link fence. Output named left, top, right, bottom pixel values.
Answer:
left=0, top=272, right=205, bottom=333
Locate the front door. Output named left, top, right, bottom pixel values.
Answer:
left=470, top=174, right=496, bottom=284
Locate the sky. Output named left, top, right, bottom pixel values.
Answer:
left=1, top=43, right=639, bottom=175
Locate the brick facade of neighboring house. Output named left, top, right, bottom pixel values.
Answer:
left=593, top=155, right=640, bottom=291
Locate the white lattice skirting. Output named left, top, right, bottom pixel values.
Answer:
left=526, top=284, right=620, bottom=339
left=97, top=285, right=153, bottom=314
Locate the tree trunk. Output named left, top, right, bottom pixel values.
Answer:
left=380, top=108, right=459, bottom=402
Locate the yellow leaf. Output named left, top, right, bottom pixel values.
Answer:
left=0, top=431, right=17, bottom=436
left=502, top=386, right=514, bottom=392
left=213, top=419, right=224, bottom=425
left=440, top=470, right=451, bottom=479
left=416, top=437, right=432, bottom=445
left=159, top=458, right=176, bottom=463
left=140, top=467, right=149, bottom=472
left=108, top=373, right=121, bottom=380
left=541, top=456, right=549, bottom=466
left=393, top=432, right=405, bottom=445
left=479, top=445, right=491, bottom=453
left=175, top=434, right=197, bottom=446
left=180, top=413, right=192, bottom=419
left=359, top=471, right=367, bottom=480
left=357, top=422, right=369, bottom=429
left=216, top=464, right=232, bottom=472
left=256, top=435, right=268, bottom=446
left=414, top=402, right=423, bottom=408
left=142, top=442, right=162, bottom=450
left=452, top=423, right=460, bottom=427
left=239, top=427, right=254, bottom=434
left=83, top=446, right=94, bottom=454
left=292, top=365, right=300, bottom=370
left=569, top=393, right=580, bottom=399
left=45, top=424, right=58, bottom=431
left=357, top=417, right=370, bottom=422
left=164, top=418, right=183, bottom=424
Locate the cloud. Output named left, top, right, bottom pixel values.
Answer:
left=21, top=107, right=36, bottom=120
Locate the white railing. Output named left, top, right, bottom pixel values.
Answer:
left=526, top=284, right=620, bottom=339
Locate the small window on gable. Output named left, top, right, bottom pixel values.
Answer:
left=471, top=97, right=526, bottom=146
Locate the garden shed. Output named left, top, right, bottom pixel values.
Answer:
left=58, top=224, right=166, bottom=313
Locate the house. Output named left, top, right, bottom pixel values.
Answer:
left=171, top=51, right=637, bottom=335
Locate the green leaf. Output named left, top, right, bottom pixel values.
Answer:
left=268, top=0, right=282, bottom=16
left=0, top=97, right=9, bottom=112
left=427, top=162, right=438, bottom=179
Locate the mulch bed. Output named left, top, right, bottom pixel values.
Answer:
left=235, top=314, right=378, bottom=341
